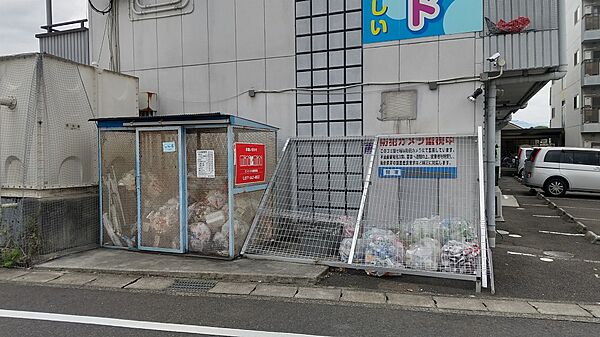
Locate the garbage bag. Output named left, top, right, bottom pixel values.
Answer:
left=338, top=238, right=366, bottom=262
left=363, top=228, right=404, bottom=267
left=405, top=238, right=441, bottom=271
left=189, top=222, right=212, bottom=252
left=440, top=240, right=480, bottom=274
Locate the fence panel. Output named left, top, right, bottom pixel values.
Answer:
left=243, top=134, right=486, bottom=287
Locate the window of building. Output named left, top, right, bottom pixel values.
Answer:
left=551, top=108, right=556, bottom=119
left=574, top=50, right=580, bottom=65
left=574, top=94, right=580, bottom=109
left=575, top=7, right=580, bottom=25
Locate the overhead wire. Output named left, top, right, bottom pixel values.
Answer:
left=89, top=0, right=113, bottom=15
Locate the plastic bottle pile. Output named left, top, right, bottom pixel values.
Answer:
left=338, top=215, right=480, bottom=274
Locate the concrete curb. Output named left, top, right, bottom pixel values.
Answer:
left=2, top=269, right=599, bottom=323
left=536, top=191, right=600, bottom=244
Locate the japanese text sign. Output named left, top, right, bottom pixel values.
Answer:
left=363, top=0, right=483, bottom=44
left=378, top=136, right=457, bottom=179
left=235, top=143, right=266, bottom=185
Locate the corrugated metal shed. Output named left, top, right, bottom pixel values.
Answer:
left=484, top=0, right=561, bottom=72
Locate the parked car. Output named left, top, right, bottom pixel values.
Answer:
left=516, top=146, right=533, bottom=177
left=523, top=147, right=600, bottom=197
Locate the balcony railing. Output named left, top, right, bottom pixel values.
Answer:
left=583, top=13, right=600, bottom=42
left=585, top=14, right=600, bottom=31
left=583, top=59, right=600, bottom=86
left=584, top=107, right=600, bottom=124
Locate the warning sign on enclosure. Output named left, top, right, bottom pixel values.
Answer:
left=196, top=150, right=215, bottom=178
left=235, top=143, right=266, bottom=185
left=378, top=136, right=457, bottom=179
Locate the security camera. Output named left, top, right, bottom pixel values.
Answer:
left=487, top=53, right=501, bottom=62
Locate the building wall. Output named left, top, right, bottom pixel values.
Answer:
left=89, top=0, right=297, bottom=147
left=90, top=1, right=486, bottom=142
left=550, top=0, right=585, bottom=147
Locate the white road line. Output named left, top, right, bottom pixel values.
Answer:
left=539, top=230, right=585, bottom=237
left=0, top=309, right=325, bottom=337
left=532, top=215, right=560, bottom=218
left=556, top=206, right=600, bottom=212
left=507, top=251, right=536, bottom=257
left=521, top=204, right=548, bottom=207
left=575, top=217, right=600, bottom=222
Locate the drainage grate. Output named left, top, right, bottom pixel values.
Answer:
left=167, top=279, right=217, bottom=293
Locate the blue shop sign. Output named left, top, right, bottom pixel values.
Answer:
left=363, top=0, right=483, bottom=44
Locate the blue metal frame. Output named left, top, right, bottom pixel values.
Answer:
left=136, top=127, right=185, bottom=254
left=233, top=183, right=268, bottom=195
left=179, top=127, right=188, bottom=252
left=227, top=126, right=235, bottom=258
left=98, top=130, right=103, bottom=246
left=230, top=116, right=278, bottom=131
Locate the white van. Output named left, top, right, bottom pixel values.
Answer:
left=523, top=147, right=600, bottom=197
left=517, top=146, right=533, bottom=178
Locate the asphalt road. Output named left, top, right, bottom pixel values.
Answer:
left=0, top=283, right=598, bottom=337
left=544, top=191, right=600, bottom=234
left=323, top=177, right=600, bottom=302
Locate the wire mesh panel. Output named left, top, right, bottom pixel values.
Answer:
left=243, top=137, right=375, bottom=262
left=231, top=128, right=277, bottom=256
left=138, top=130, right=181, bottom=251
left=100, top=131, right=137, bottom=248
left=244, top=134, right=484, bottom=285
left=186, top=128, right=229, bottom=257
left=351, top=135, right=482, bottom=279
left=233, top=190, right=262, bottom=255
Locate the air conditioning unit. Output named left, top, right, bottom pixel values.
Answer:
left=584, top=96, right=593, bottom=108
left=584, top=50, right=594, bottom=61
left=584, top=6, right=593, bottom=16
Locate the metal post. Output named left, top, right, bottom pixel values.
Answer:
left=46, top=0, right=53, bottom=33
left=486, top=81, right=497, bottom=247
left=477, top=127, right=488, bottom=289
left=348, top=138, right=378, bottom=265
left=227, top=126, right=235, bottom=258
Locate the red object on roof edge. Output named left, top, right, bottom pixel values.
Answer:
left=496, top=16, right=531, bottom=33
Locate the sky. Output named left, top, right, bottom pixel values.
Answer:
left=0, top=0, right=552, bottom=127
left=0, top=0, right=87, bottom=55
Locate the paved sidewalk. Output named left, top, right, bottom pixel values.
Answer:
left=1, top=268, right=599, bottom=323
left=36, top=248, right=328, bottom=284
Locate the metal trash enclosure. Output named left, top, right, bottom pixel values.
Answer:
left=95, top=113, right=277, bottom=259
left=243, top=131, right=489, bottom=289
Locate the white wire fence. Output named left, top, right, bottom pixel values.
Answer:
left=243, top=133, right=488, bottom=288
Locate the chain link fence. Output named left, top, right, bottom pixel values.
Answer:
left=1, top=54, right=98, bottom=266
left=243, top=134, right=488, bottom=288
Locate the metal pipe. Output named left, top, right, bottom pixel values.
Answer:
left=0, top=96, right=17, bottom=110
left=130, top=0, right=191, bottom=15
left=135, top=0, right=183, bottom=9
left=486, top=80, right=497, bottom=248
left=46, top=0, right=53, bottom=33
left=558, top=0, right=568, bottom=68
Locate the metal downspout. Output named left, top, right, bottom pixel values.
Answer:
left=486, top=80, right=497, bottom=248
